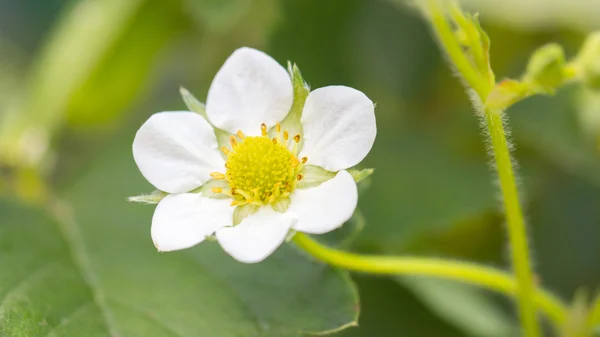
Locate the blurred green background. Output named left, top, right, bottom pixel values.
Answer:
left=1, top=0, right=600, bottom=336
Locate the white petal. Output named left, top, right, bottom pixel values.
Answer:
left=289, top=170, right=357, bottom=234
left=216, top=207, right=295, bottom=263
left=133, top=111, right=225, bottom=194
left=300, top=86, right=376, bottom=171
left=206, top=47, right=293, bottom=135
left=152, top=193, right=233, bottom=252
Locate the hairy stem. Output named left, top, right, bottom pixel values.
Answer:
left=484, top=108, right=540, bottom=337
left=422, top=1, right=542, bottom=335
left=293, top=233, right=566, bottom=328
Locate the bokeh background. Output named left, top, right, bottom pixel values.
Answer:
left=1, top=0, right=600, bottom=336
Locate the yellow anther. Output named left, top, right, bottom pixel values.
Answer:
left=212, top=187, right=223, bottom=193
left=236, top=130, right=245, bottom=139
left=220, top=146, right=230, bottom=155
left=210, top=172, right=226, bottom=179
left=261, top=123, right=268, bottom=136
left=225, top=135, right=296, bottom=204
left=229, top=135, right=237, bottom=147
left=276, top=122, right=281, bottom=132
left=301, top=156, right=308, bottom=164
left=297, top=174, right=303, bottom=181
left=293, top=134, right=301, bottom=143
left=283, top=131, right=289, bottom=140
left=231, top=200, right=239, bottom=206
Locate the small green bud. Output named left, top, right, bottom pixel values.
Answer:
left=524, top=43, right=566, bottom=94
left=576, top=32, right=600, bottom=90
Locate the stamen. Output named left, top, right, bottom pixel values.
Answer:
left=301, top=156, right=308, bottom=164
left=290, top=157, right=300, bottom=167
left=283, top=131, right=289, bottom=140
left=229, top=135, right=237, bottom=147
left=210, top=172, right=225, bottom=179
left=236, top=130, right=245, bottom=139
left=272, top=137, right=277, bottom=144
left=220, top=146, right=230, bottom=155
left=276, top=122, right=281, bottom=132
left=261, top=123, right=268, bottom=136
left=212, top=187, right=223, bottom=193
left=297, top=174, right=303, bottom=181
left=231, top=200, right=239, bottom=206
left=293, top=134, right=301, bottom=143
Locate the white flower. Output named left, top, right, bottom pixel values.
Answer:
left=132, top=47, right=376, bottom=263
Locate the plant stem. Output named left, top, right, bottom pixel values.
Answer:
left=293, top=233, right=566, bottom=328
left=423, top=1, right=542, bottom=334
left=484, top=108, right=540, bottom=337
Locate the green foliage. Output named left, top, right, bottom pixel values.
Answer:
left=0, top=132, right=359, bottom=336
left=4, top=0, right=600, bottom=336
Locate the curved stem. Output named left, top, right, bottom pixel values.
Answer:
left=484, top=108, right=540, bottom=337
left=293, top=232, right=567, bottom=329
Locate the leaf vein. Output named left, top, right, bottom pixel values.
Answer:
left=107, top=297, right=184, bottom=337
left=49, top=201, right=121, bottom=337
left=0, top=263, right=57, bottom=317
left=43, top=302, right=93, bottom=337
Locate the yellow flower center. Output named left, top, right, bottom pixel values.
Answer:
left=211, top=123, right=306, bottom=207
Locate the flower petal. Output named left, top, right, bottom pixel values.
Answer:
left=133, top=111, right=225, bottom=194
left=215, top=206, right=295, bottom=263
left=206, top=47, right=293, bottom=135
left=290, top=170, right=357, bottom=234
left=152, top=193, right=233, bottom=252
left=300, top=86, right=376, bottom=171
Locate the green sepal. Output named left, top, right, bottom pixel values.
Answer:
left=297, top=165, right=336, bottom=189
left=279, top=62, right=309, bottom=144
left=180, top=87, right=231, bottom=150
left=127, top=190, right=167, bottom=204
left=272, top=197, right=291, bottom=213
left=198, top=179, right=230, bottom=199
left=233, top=203, right=259, bottom=225
left=180, top=87, right=207, bottom=117
left=347, top=168, right=374, bottom=183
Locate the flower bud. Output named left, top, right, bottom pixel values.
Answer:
left=576, top=32, right=600, bottom=90
left=524, top=43, right=566, bottom=94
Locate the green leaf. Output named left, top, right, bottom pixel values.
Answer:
left=0, top=133, right=359, bottom=336
left=318, top=210, right=366, bottom=249
left=0, top=0, right=184, bottom=168
left=357, top=127, right=498, bottom=250
left=66, top=0, right=186, bottom=127
left=399, top=277, right=517, bottom=337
